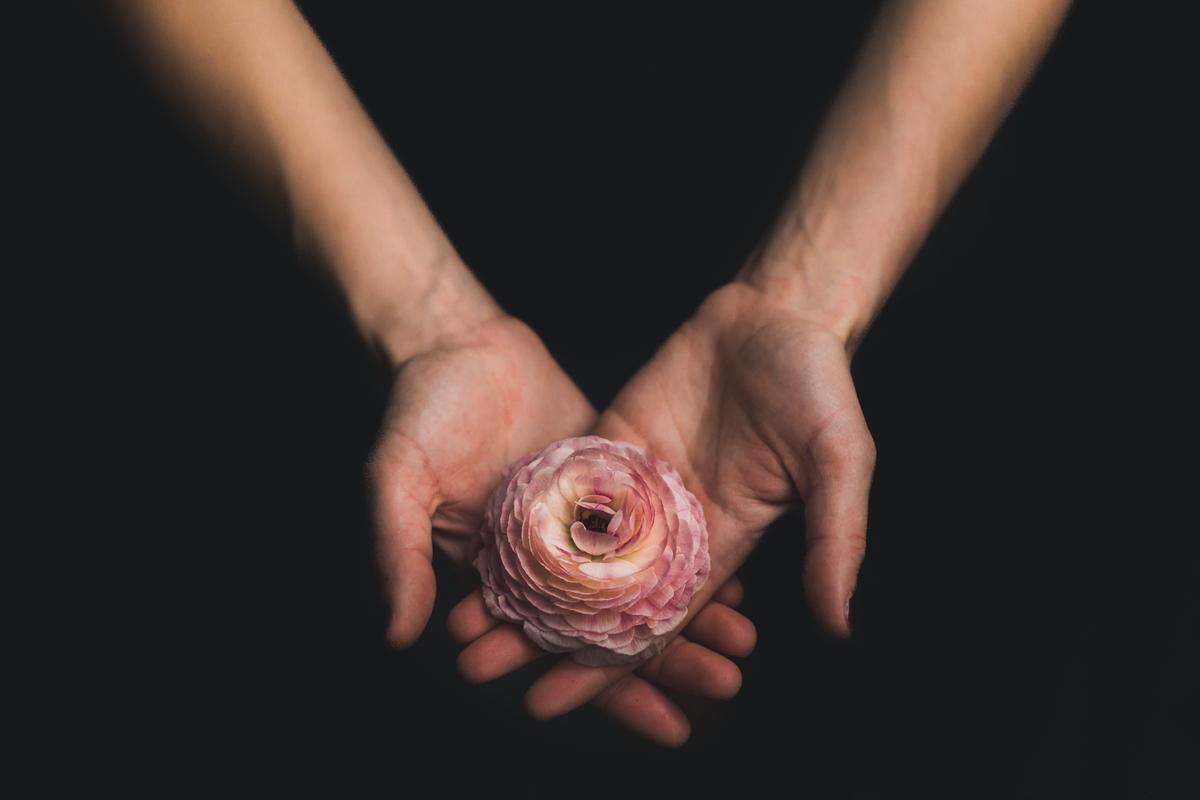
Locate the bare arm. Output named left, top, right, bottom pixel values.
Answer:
left=115, top=0, right=497, bottom=365
left=745, top=0, right=1072, bottom=349
left=114, top=0, right=759, bottom=744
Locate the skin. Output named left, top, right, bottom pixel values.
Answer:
left=118, top=0, right=1071, bottom=745
left=117, top=0, right=754, bottom=745
left=370, top=311, right=757, bottom=745
left=449, top=0, right=1072, bottom=722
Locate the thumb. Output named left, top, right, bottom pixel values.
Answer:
left=369, top=444, right=437, bottom=648
left=800, top=425, right=875, bottom=638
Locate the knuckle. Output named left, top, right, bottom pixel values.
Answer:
left=814, top=429, right=875, bottom=473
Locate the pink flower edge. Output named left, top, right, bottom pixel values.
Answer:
left=473, top=435, right=710, bottom=666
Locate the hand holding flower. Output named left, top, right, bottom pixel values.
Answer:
left=450, top=278, right=873, bottom=722
left=370, top=298, right=756, bottom=745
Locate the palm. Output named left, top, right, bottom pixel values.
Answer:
left=505, top=283, right=876, bottom=725
left=373, top=314, right=758, bottom=745
left=600, top=282, right=876, bottom=634
left=371, top=315, right=595, bottom=631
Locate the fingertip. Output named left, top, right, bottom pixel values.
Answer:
left=523, top=674, right=586, bottom=720
left=457, top=641, right=503, bottom=686
left=711, top=658, right=743, bottom=699
left=456, top=645, right=486, bottom=685
left=385, top=552, right=436, bottom=648
left=814, top=592, right=854, bottom=639
left=445, top=613, right=471, bottom=645
left=524, top=661, right=627, bottom=721
left=446, top=590, right=496, bottom=644
left=803, top=539, right=859, bottom=639
left=662, top=717, right=692, bottom=748
left=589, top=676, right=692, bottom=747
left=827, top=583, right=855, bottom=639
left=385, top=613, right=426, bottom=649
left=647, top=641, right=743, bottom=700
left=808, top=587, right=853, bottom=639
left=735, top=618, right=758, bottom=657
left=684, top=604, right=757, bottom=658
left=718, top=609, right=757, bottom=658
left=458, top=627, right=545, bottom=684
left=845, top=589, right=855, bottom=637
left=523, top=687, right=557, bottom=721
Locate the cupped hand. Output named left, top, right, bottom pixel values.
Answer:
left=370, top=311, right=756, bottom=743
left=370, top=313, right=595, bottom=646
left=452, top=280, right=875, bottom=723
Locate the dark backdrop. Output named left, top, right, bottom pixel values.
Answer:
left=27, top=3, right=1196, bottom=796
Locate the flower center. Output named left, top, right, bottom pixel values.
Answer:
left=576, top=508, right=612, bottom=532
left=569, top=494, right=624, bottom=557
left=573, top=494, right=617, bottom=529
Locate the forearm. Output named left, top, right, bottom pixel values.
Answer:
left=116, top=0, right=497, bottom=364
left=740, top=0, right=1070, bottom=348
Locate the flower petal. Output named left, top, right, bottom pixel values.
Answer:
left=570, top=521, right=621, bottom=555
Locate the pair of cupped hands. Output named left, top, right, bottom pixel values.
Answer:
left=371, top=256, right=876, bottom=746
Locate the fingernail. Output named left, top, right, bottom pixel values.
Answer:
left=844, top=591, right=855, bottom=635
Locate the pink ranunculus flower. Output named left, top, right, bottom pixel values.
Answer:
left=473, top=435, right=710, bottom=666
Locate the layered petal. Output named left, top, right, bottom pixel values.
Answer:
left=474, top=435, right=710, bottom=665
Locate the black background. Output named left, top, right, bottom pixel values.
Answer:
left=23, top=3, right=1196, bottom=796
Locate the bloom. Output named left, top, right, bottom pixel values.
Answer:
left=474, top=435, right=710, bottom=666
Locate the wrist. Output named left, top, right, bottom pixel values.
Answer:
left=366, top=253, right=503, bottom=368
left=734, top=241, right=880, bottom=352
left=279, top=128, right=502, bottom=365
left=289, top=199, right=502, bottom=367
